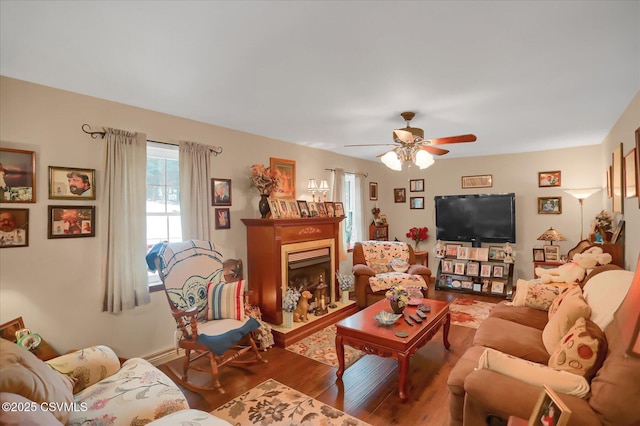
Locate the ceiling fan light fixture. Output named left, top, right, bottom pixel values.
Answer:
left=414, top=150, right=434, bottom=169
left=381, top=151, right=402, bottom=171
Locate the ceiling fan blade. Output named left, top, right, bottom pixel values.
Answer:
left=427, top=134, right=477, bottom=145
left=376, top=149, right=395, bottom=158
left=344, top=143, right=396, bottom=147
left=393, top=129, right=414, bottom=144
left=423, top=146, right=449, bottom=156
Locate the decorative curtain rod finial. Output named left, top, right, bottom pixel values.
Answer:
left=81, top=124, right=106, bottom=139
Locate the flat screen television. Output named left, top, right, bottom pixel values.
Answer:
left=434, top=193, right=516, bottom=247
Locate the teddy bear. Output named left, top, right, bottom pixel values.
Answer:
left=535, top=246, right=612, bottom=284
left=293, top=290, right=313, bottom=322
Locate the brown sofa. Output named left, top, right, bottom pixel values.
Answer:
left=352, top=241, right=431, bottom=309
left=447, top=266, right=640, bottom=426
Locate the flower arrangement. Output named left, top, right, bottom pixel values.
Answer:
left=406, top=226, right=429, bottom=244
left=592, top=210, right=613, bottom=236
left=283, top=287, right=301, bottom=313
left=371, top=207, right=381, bottom=217
left=250, top=164, right=281, bottom=195
left=385, top=285, right=409, bottom=307
left=337, top=273, right=354, bottom=291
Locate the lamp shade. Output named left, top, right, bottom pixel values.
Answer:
left=318, top=179, right=330, bottom=191
left=381, top=151, right=402, bottom=171
left=564, top=188, right=601, bottom=200
left=307, top=179, right=318, bottom=190
left=537, top=227, right=566, bottom=243
left=414, top=150, right=434, bottom=169
left=614, top=257, right=640, bottom=358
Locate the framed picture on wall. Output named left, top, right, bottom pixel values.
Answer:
left=369, top=182, right=378, bottom=200
left=211, top=178, right=231, bottom=206
left=49, top=166, right=96, bottom=200
left=624, top=147, right=637, bottom=198
left=269, top=157, right=296, bottom=199
left=214, top=208, right=230, bottom=229
left=612, top=143, right=623, bottom=213
left=538, top=197, right=562, bottom=214
left=394, top=188, right=406, bottom=203
left=538, top=171, right=561, bottom=187
left=409, top=179, right=424, bottom=192
left=0, top=207, right=29, bottom=248
left=0, top=148, right=36, bottom=203
left=410, top=196, right=424, bottom=209
left=47, top=205, right=95, bottom=238
left=461, top=174, right=492, bottom=189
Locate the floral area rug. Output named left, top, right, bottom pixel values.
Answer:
left=450, top=298, right=497, bottom=329
left=211, top=378, right=371, bottom=425
left=285, top=324, right=364, bottom=369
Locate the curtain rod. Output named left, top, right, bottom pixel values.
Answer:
left=81, top=124, right=223, bottom=156
left=325, top=168, right=368, bottom=177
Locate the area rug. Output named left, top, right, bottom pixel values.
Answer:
left=450, top=298, right=497, bottom=329
left=212, top=378, right=371, bottom=425
left=285, top=324, right=365, bottom=369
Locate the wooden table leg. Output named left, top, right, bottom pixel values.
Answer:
left=397, top=352, right=410, bottom=401
left=443, top=312, right=451, bottom=349
left=335, top=334, right=345, bottom=379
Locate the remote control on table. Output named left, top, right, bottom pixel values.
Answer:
left=410, top=314, right=423, bottom=323
left=404, top=316, right=414, bottom=326
left=416, top=310, right=427, bottom=319
left=419, top=304, right=431, bottom=312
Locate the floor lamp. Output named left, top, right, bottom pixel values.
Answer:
left=564, top=188, right=601, bottom=240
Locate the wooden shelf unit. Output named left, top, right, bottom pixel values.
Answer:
left=435, top=255, right=514, bottom=299
left=369, top=224, right=388, bottom=241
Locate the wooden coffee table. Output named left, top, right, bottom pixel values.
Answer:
left=335, top=298, right=450, bottom=401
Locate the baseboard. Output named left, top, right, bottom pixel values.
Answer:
left=144, top=347, right=184, bottom=366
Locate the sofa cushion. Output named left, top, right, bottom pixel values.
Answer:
left=489, top=301, right=549, bottom=330
left=582, top=269, right=633, bottom=330
left=207, top=279, right=245, bottom=320
left=473, top=317, right=550, bottom=364
left=548, top=317, right=608, bottom=381
left=542, top=288, right=591, bottom=353
left=522, top=281, right=562, bottom=311
left=548, top=284, right=580, bottom=319
left=0, top=339, right=75, bottom=424
left=446, top=346, right=488, bottom=425
left=0, top=392, right=63, bottom=425
left=368, top=272, right=427, bottom=293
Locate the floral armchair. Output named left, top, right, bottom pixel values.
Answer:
left=352, top=241, right=431, bottom=309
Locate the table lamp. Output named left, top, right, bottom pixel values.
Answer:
left=537, top=227, right=566, bottom=245
left=307, top=179, right=318, bottom=202
left=564, top=188, right=601, bottom=240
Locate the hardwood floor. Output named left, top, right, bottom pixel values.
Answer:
left=158, top=287, right=498, bottom=426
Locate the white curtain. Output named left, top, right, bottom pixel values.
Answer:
left=101, top=128, right=149, bottom=313
left=179, top=141, right=212, bottom=240
left=355, top=173, right=367, bottom=243
left=332, top=168, right=347, bottom=260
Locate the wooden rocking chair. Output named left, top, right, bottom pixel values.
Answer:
left=151, top=240, right=267, bottom=393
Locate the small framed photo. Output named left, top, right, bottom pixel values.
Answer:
left=212, top=178, right=231, bottom=206
left=457, top=246, right=469, bottom=260
left=214, top=208, right=230, bottom=229
left=0, top=208, right=29, bottom=248
left=297, top=200, right=310, bottom=218
left=461, top=174, right=492, bottom=189
left=472, top=283, right=482, bottom=292
left=278, top=199, right=292, bottom=218
left=48, top=205, right=95, bottom=238
left=288, top=200, right=301, bottom=218
left=0, top=148, right=36, bottom=203
left=480, top=264, right=492, bottom=277
left=269, top=199, right=281, bottom=219
left=409, top=179, right=424, bottom=192
left=394, top=188, right=406, bottom=203
left=538, top=171, right=561, bottom=188
left=529, top=385, right=571, bottom=426
left=410, top=196, right=424, bottom=209
left=611, top=219, right=625, bottom=244
left=454, top=262, right=466, bottom=275
left=544, top=245, right=561, bottom=262
left=461, top=281, right=473, bottom=290
left=49, top=166, right=96, bottom=200
left=538, top=197, right=562, bottom=214
left=477, top=247, right=489, bottom=262
left=369, top=182, right=378, bottom=200
left=466, top=262, right=479, bottom=276
left=488, top=246, right=505, bottom=261
left=307, top=201, right=320, bottom=217
left=442, top=259, right=454, bottom=274
left=493, top=265, right=504, bottom=278
left=333, top=201, right=345, bottom=217
left=324, top=201, right=335, bottom=217
left=317, top=201, right=328, bottom=217
left=482, top=279, right=491, bottom=292
left=491, top=280, right=505, bottom=295
left=446, top=243, right=462, bottom=257
left=533, top=248, right=545, bottom=262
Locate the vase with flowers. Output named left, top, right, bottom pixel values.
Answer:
left=406, top=226, right=429, bottom=251
left=337, top=273, right=354, bottom=304
left=591, top=210, right=613, bottom=242
left=282, top=287, right=301, bottom=328
left=371, top=207, right=381, bottom=224
left=385, top=285, right=409, bottom=314
left=250, top=164, right=282, bottom=218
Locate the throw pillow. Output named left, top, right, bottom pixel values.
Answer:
left=582, top=269, right=634, bottom=330
left=0, top=339, right=75, bottom=424
left=548, top=317, right=608, bottom=381
left=207, top=279, right=245, bottom=320
left=511, top=279, right=532, bottom=306
left=524, top=282, right=561, bottom=311
left=548, top=284, right=581, bottom=320
left=542, top=289, right=591, bottom=353
left=477, top=347, right=590, bottom=397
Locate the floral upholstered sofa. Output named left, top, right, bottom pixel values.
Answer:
left=0, top=339, right=230, bottom=425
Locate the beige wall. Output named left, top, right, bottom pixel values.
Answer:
left=1, top=76, right=637, bottom=358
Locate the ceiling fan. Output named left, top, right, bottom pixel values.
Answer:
left=345, top=112, right=477, bottom=170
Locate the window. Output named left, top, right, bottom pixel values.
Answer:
left=146, top=141, right=181, bottom=285
left=344, top=173, right=359, bottom=248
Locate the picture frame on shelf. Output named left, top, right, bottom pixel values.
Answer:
left=409, top=179, right=424, bottom=192
left=488, top=246, right=505, bottom=260
left=49, top=166, right=96, bottom=200
left=538, top=196, right=562, bottom=214
left=307, top=201, right=320, bottom=217
left=472, top=283, right=482, bottom=292
left=47, top=205, right=95, bottom=238
left=324, top=201, right=335, bottom=217
left=410, top=196, right=424, bottom=209
left=538, top=170, right=561, bottom=187
left=529, top=385, right=571, bottom=426
left=461, top=174, right=492, bottom=189
left=456, top=246, right=469, bottom=260
left=491, top=280, right=505, bottom=295
left=466, top=262, right=479, bottom=276
left=543, top=245, right=561, bottom=262
left=333, top=201, right=345, bottom=217
left=493, top=265, right=504, bottom=278
left=454, top=262, right=466, bottom=275
left=611, top=220, right=625, bottom=244
left=446, top=243, right=462, bottom=257
left=278, top=199, right=292, bottom=218
left=468, top=247, right=479, bottom=261
left=297, top=200, right=310, bottom=217
left=316, top=201, right=328, bottom=217
left=369, top=182, right=378, bottom=200
left=533, top=248, right=545, bottom=262
left=269, top=157, right=296, bottom=199
left=211, top=178, right=231, bottom=206
left=482, top=279, right=491, bottom=292
left=214, top=208, right=230, bottom=229
left=477, top=247, right=489, bottom=262
left=461, top=281, right=473, bottom=290
left=480, top=264, right=492, bottom=277
left=623, top=147, right=637, bottom=198
left=288, top=200, right=301, bottom=218
left=0, top=207, right=29, bottom=248
left=268, top=199, right=281, bottom=219
left=442, top=259, right=454, bottom=274
left=394, top=188, right=406, bottom=203
left=0, top=148, right=36, bottom=203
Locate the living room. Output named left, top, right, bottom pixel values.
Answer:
left=1, top=2, right=639, bottom=425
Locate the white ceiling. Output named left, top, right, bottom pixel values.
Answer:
left=1, top=1, right=638, bottom=162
